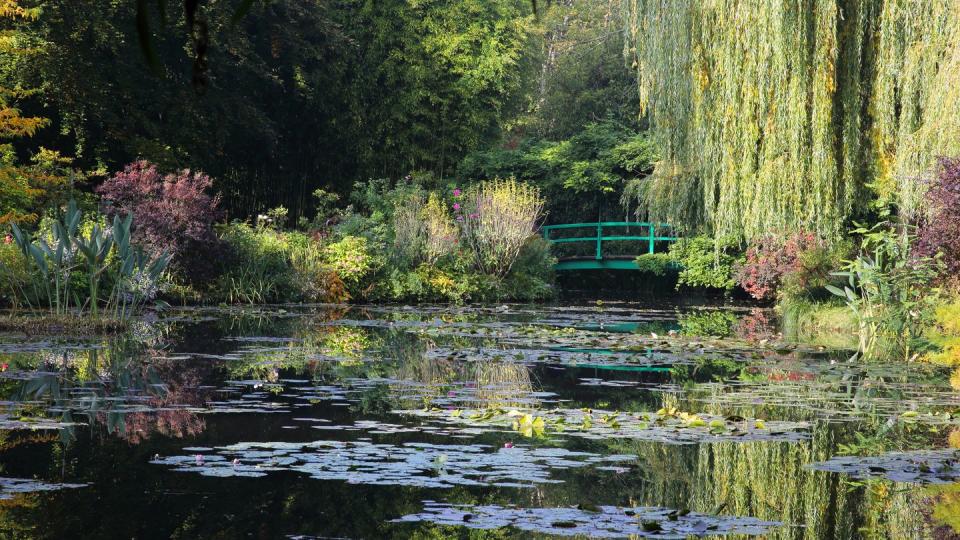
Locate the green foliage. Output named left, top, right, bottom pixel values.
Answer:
left=677, top=310, right=737, bottom=338
left=208, top=223, right=349, bottom=304
left=778, top=298, right=859, bottom=350
left=622, top=0, right=960, bottom=240
left=0, top=241, right=29, bottom=307
left=497, top=236, right=556, bottom=301
left=214, top=223, right=297, bottom=304
left=309, top=189, right=341, bottom=227
left=634, top=253, right=673, bottom=276
left=8, top=0, right=536, bottom=221
left=826, top=223, right=943, bottom=360
left=323, top=235, right=381, bottom=298
left=458, top=179, right=545, bottom=278
left=667, top=236, right=741, bottom=291
left=3, top=200, right=170, bottom=318
left=287, top=232, right=349, bottom=304
left=924, top=300, right=960, bottom=367
left=459, top=122, right=655, bottom=222
left=780, top=241, right=850, bottom=304
left=527, top=0, right=637, bottom=139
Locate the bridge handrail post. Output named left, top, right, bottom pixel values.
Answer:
left=596, top=223, right=602, bottom=260
left=648, top=223, right=655, bottom=254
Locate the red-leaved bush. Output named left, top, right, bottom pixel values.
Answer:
left=916, top=157, right=960, bottom=275
left=97, top=161, right=221, bottom=263
left=735, top=232, right=824, bottom=301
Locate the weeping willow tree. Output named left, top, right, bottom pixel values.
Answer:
left=622, top=0, right=960, bottom=240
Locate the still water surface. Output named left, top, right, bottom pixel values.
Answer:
left=0, top=303, right=957, bottom=538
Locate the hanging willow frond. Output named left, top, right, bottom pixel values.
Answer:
left=623, top=0, right=960, bottom=241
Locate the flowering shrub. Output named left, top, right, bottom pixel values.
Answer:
left=457, top=178, right=545, bottom=278
left=422, top=193, right=457, bottom=264
left=735, top=232, right=830, bottom=301
left=324, top=235, right=380, bottom=297
left=97, top=161, right=221, bottom=264
left=392, top=191, right=457, bottom=266
left=917, top=157, right=960, bottom=275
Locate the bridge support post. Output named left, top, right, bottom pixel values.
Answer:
left=648, top=224, right=655, bottom=254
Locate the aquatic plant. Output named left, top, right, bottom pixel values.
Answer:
left=0, top=477, right=87, bottom=500
left=4, top=200, right=169, bottom=318
left=827, top=222, right=942, bottom=360
left=808, top=449, right=960, bottom=484
left=151, top=440, right=635, bottom=488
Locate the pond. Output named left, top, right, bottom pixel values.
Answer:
left=0, top=302, right=957, bottom=538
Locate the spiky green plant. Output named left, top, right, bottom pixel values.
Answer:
left=3, top=201, right=169, bottom=320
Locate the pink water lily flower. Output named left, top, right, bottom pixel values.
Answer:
left=453, top=188, right=462, bottom=197
left=453, top=203, right=461, bottom=210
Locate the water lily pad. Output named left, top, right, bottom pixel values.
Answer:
left=395, top=407, right=808, bottom=444
left=0, top=477, right=87, bottom=499
left=393, top=501, right=780, bottom=538
left=152, top=441, right=636, bottom=488
left=807, top=449, right=960, bottom=484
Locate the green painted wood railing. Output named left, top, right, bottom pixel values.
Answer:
left=541, top=221, right=677, bottom=270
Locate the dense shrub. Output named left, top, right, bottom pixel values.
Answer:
left=735, top=232, right=835, bottom=301
left=917, top=157, right=960, bottom=275
left=635, top=253, right=673, bottom=276
left=323, top=235, right=381, bottom=298
left=97, top=161, right=221, bottom=267
left=0, top=240, right=29, bottom=307
left=668, top=236, right=742, bottom=291
left=287, top=232, right=349, bottom=303
left=925, top=299, right=960, bottom=366
left=457, top=179, right=545, bottom=278
left=498, top=236, right=556, bottom=301
left=213, top=223, right=296, bottom=304
left=391, top=192, right=427, bottom=264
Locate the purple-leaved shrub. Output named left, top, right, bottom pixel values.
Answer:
left=917, top=157, right=960, bottom=276
left=97, top=161, right=222, bottom=278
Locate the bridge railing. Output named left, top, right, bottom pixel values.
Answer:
left=541, top=222, right=677, bottom=260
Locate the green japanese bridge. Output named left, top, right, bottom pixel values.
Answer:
left=542, top=221, right=677, bottom=271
